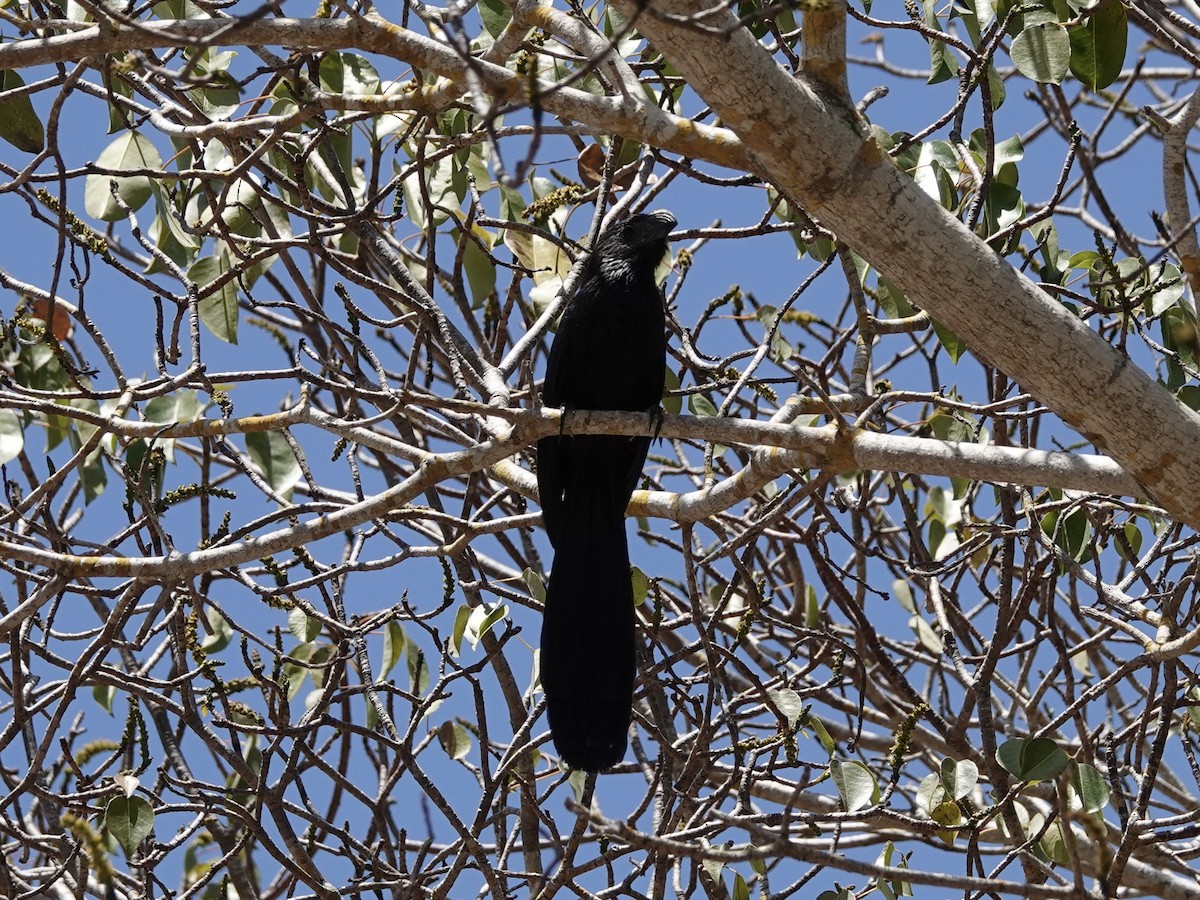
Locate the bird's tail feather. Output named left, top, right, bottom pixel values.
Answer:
left=540, top=477, right=636, bottom=773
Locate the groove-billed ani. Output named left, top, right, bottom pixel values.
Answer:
left=538, top=210, right=675, bottom=772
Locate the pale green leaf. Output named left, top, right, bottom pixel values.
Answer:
left=464, top=602, right=509, bottom=651
left=245, top=429, right=301, bottom=498
left=1012, top=22, right=1071, bottom=84
left=188, top=255, right=239, bottom=344
left=0, top=407, right=23, bottom=464
left=0, top=70, right=45, bottom=153
left=939, top=758, right=978, bottom=801
left=1070, top=762, right=1110, bottom=813
left=830, top=758, right=878, bottom=812
left=915, top=772, right=946, bottom=815
left=631, top=565, right=649, bottom=606
left=382, top=621, right=405, bottom=675
left=996, top=736, right=1069, bottom=780
left=690, top=394, right=718, bottom=417
left=1068, top=0, right=1127, bottom=90
left=438, top=720, right=473, bottom=759
left=85, top=131, right=161, bottom=220
left=288, top=607, right=321, bottom=643
left=105, top=795, right=155, bottom=854
left=767, top=688, right=805, bottom=728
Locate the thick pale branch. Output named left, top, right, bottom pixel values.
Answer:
left=0, top=15, right=750, bottom=169
left=0, top=407, right=1145, bottom=596
left=1164, top=85, right=1200, bottom=308
left=618, top=0, right=1200, bottom=525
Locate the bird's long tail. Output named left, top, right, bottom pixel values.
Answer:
left=540, top=462, right=637, bottom=772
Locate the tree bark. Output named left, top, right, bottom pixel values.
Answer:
left=617, top=0, right=1200, bottom=525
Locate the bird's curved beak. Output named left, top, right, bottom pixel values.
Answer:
left=646, top=209, right=677, bottom=237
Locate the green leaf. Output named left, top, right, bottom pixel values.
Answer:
left=930, top=799, right=962, bottom=845
left=892, top=578, right=915, bottom=613
left=926, top=485, right=963, bottom=561
left=986, top=62, right=1007, bottom=108
left=996, top=736, right=1069, bottom=780
left=1011, top=22, right=1071, bottom=84
left=805, top=583, right=822, bottom=628
left=190, top=50, right=241, bottom=120
left=662, top=366, right=682, bottom=415
left=319, top=52, right=380, bottom=96
left=281, top=645, right=312, bottom=699
left=438, top=720, right=472, bottom=760
left=105, top=795, right=155, bottom=855
left=690, top=394, right=718, bottom=416
left=463, top=233, right=497, bottom=308
left=0, top=70, right=45, bottom=153
left=922, top=0, right=959, bottom=84
left=146, top=181, right=201, bottom=263
left=464, top=602, right=508, bottom=650
left=93, top=683, right=116, bottom=714
left=81, top=453, right=107, bottom=503
left=450, top=604, right=471, bottom=657
left=565, top=766, right=587, bottom=793
left=1068, top=0, right=1127, bottom=90
left=983, top=181, right=1025, bottom=236
left=910, top=615, right=944, bottom=654
left=876, top=276, right=915, bottom=318
left=403, top=152, right=462, bottom=229
left=931, top=318, right=966, bottom=362
left=767, top=688, right=805, bottom=728
left=144, top=389, right=201, bottom=425
left=288, top=607, right=321, bottom=643
left=188, top=255, right=239, bottom=344
left=218, top=177, right=261, bottom=235
left=1070, top=762, right=1110, bottom=813
left=523, top=568, right=546, bottom=603
left=914, top=143, right=957, bottom=208
left=282, top=644, right=315, bottom=699
left=478, top=0, right=513, bottom=36
left=201, top=608, right=232, bottom=654
left=1043, top=507, right=1092, bottom=563
left=630, top=565, right=649, bottom=607
left=929, top=413, right=972, bottom=444
left=0, top=407, right=23, bottom=464
left=1116, top=521, right=1142, bottom=561
left=926, top=412, right=974, bottom=496
left=1040, top=820, right=1070, bottom=864
left=809, top=716, right=836, bottom=755
left=732, top=873, right=750, bottom=900
left=85, top=131, right=161, bottom=220
left=103, top=71, right=134, bottom=132
left=830, top=758, right=878, bottom=812
left=874, top=839, right=912, bottom=899
left=245, top=430, right=301, bottom=498
left=701, top=857, right=725, bottom=885
left=915, top=772, right=946, bottom=814
left=1146, top=263, right=1185, bottom=317
left=153, top=0, right=207, bottom=18
left=499, top=184, right=525, bottom=222
left=382, top=621, right=405, bottom=675
left=939, top=758, right=978, bottom=801
left=1161, top=307, right=1198, bottom=385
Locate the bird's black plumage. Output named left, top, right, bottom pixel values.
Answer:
left=538, top=210, right=675, bottom=772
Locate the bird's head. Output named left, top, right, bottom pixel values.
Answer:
left=592, top=210, right=676, bottom=283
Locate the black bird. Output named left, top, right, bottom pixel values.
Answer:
left=537, top=210, right=675, bottom=772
